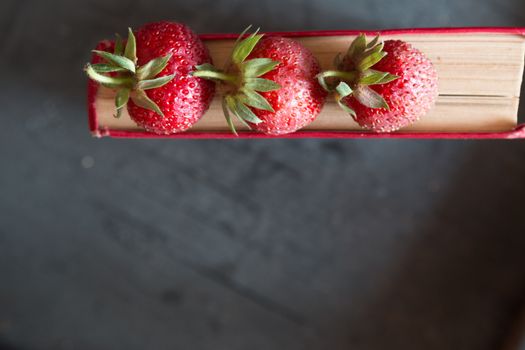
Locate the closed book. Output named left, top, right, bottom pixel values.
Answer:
left=88, top=27, right=525, bottom=139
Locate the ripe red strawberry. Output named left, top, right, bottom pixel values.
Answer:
left=85, top=22, right=214, bottom=134
left=193, top=28, right=327, bottom=135
left=318, top=34, right=438, bottom=132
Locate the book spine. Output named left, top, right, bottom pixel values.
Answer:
left=89, top=127, right=525, bottom=140
left=201, top=27, right=525, bottom=40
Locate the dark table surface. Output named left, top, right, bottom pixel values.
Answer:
left=1, top=0, right=525, bottom=349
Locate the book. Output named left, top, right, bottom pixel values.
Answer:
left=88, top=27, right=525, bottom=139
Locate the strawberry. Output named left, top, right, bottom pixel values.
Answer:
left=318, top=34, right=438, bottom=133
left=193, top=28, right=327, bottom=135
left=85, top=22, right=214, bottom=134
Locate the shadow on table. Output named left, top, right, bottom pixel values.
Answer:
left=0, top=338, right=24, bottom=350
left=332, top=141, right=525, bottom=349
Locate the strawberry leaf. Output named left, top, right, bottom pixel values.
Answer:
left=335, top=82, right=353, bottom=98
left=317, top=71, right=336, bottom=92
left=131, top=90, right=164, bottom=117
left=354, top=85, right=390, bottom=110
left=333, top=52, right=343, bottom=68
left=92, top=50, right=136, bottom=73
left=85, top=64, right=132, bottom=87
left=366, top=35, right=380, bottom=49
left=240, top=88, right=275, bottom=112
left=115, top=88, right=130, bottom=109
left=357, top=51, right=387, bottom=71
left=245, top=78, right=281, bottom=92
left=114, top=34, right=124, bottom=55
left=235, top=99, right=263, bottom=124
left=222, top=97, right=238, bottom=136
left=193, top=63, right=237, bottom=82
left=124, top=28, right=137, bottom=63
left=364, top=41, right=384, bottom=57
left=114, top=88, right=130, bottom=118
left=316, top=71, right=358, bottom=92
left=136, top=74, right=176, bottom=90
left=376, top=73, right=400, bottom=84
left=194, top=63, right=219, bottom=72
left=234, top=25, right=253, bottom=46
left=243, top=58, right=280, bottom=77
left=362, top=70, right=399, bottom=85
left=234, top=113, right=252, bottom=130
left=137, top=53, right=173, bottom=80
left=347, top=34, right=367, bottom=60
left=232, top=30, right=263, bottom=64
left=192, top=69, right=236, bottom=82
left=360, top=72, right=389, bottom=85
left=91, top=64, right=128, bottom=74
left=226, top=95, right=252, bottom=131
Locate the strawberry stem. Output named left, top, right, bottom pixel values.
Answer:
left=317, top=70, right=358, bottom=92
left=85, top=28, right=176, bottom=119
left=191, top=27, right=281, bottom=135
left=192, top=70, right=237, bottom=83
left=320, top=71, right=358, bottom=81
left=317, top=34, right=400, bottom=113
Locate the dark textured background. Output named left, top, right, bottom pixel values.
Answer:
left=1, top=0, right=525, bottom=349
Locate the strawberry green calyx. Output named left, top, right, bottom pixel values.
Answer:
left=317, top=34, right=399, bottom=117
left=84, top=28, right=176, bottom=118
left=192, top=27, right=281, bottom=135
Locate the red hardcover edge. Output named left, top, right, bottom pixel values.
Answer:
left=88, top=27, right=525, bottom=140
